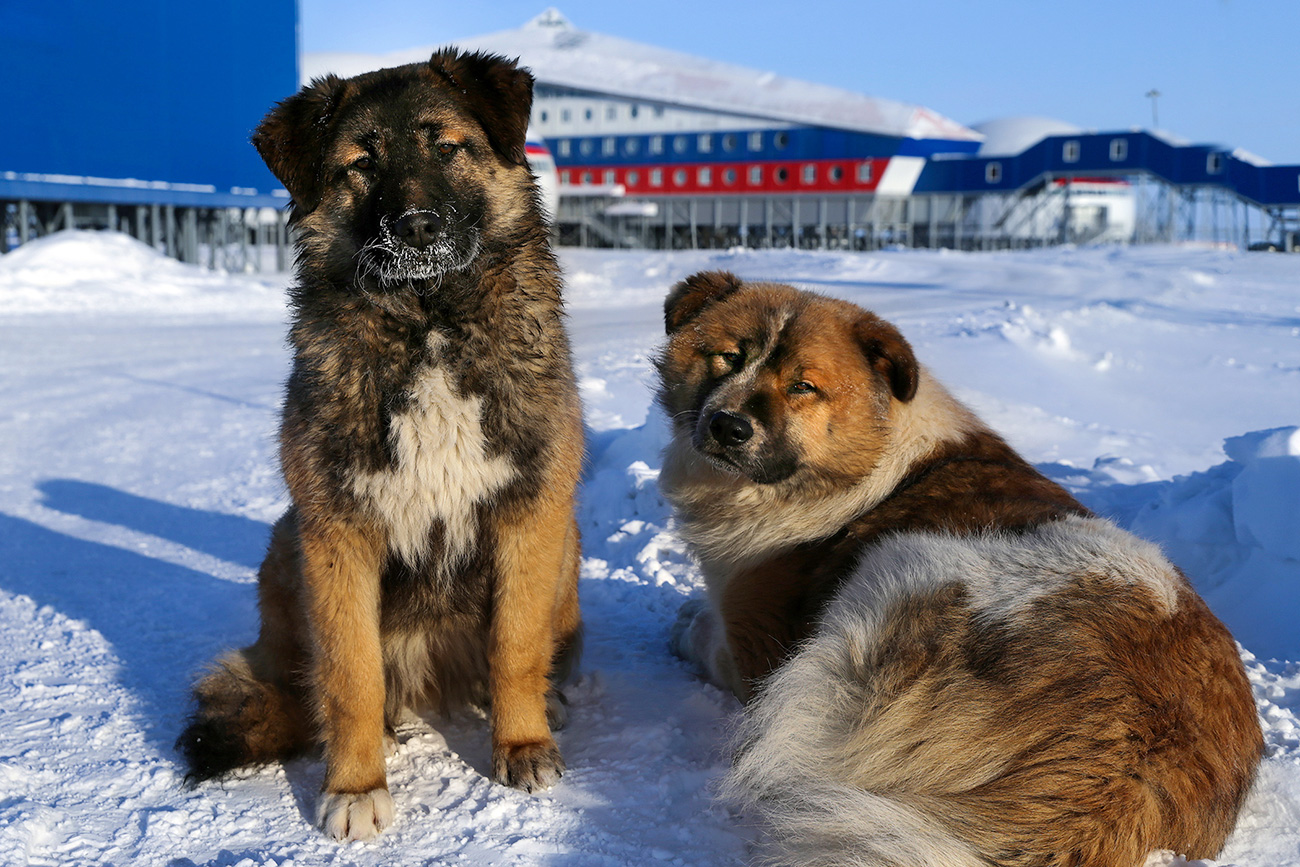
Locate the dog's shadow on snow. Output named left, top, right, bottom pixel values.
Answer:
left=0, top=480, right=271, bottom=761
left=37, top=479, right=269, bottom=569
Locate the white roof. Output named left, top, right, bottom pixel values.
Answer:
left=971, top=116, right=1084, bottom=157
left=303, top=9, right=981, bottom=143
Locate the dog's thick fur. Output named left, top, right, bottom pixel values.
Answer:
left=658, top=272, right=1262, bottom=867
left=176, top=50, right=583, bottom=841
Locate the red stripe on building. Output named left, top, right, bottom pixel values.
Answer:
left=558, top=158, right=890, bottom=195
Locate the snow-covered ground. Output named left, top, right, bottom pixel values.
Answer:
left=1, top=232, right=1297, bottom=866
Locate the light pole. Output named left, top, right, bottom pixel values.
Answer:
left=1145, top=89, right=1161, bottom=129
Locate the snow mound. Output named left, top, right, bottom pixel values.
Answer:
left=1223, top=428, right=1300, bottom=562
left=0, top=230, right=286, bottom=317
left=1095, top=427, right=1300, bottom=661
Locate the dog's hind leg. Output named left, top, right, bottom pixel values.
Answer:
left=177, top=511, right=315, bottom=782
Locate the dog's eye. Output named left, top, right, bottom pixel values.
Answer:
left=709, top=350, right=744, bottom=376
left=437, top=141, right=459, bottom=157
left=789, top=381, right=818, bottom=395
left=352, top=156, right=374, bottom=171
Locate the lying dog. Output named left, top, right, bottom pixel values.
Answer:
left=176, top=50, right=583, bottom=840
left=658, top=271, right=1262, bottom=867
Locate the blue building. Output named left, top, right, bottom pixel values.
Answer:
left=1, top=1, right=298, bottom=264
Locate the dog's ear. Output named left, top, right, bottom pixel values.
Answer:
left=854, top=313, right=919, bottom=402
left=252, top=75, right=346, bottom=213
left=664, top=271, right=745, bottom=334
left=429, top=49, right=533, bottom=166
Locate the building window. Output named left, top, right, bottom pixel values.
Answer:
left=1109, top=138, right=1128, bottom=161
left=579, top=139, right=593, bottom=156
left=603, top=137, right=616, bottom=156
left=654, top=106, right=665, bottom=117
left=698, top=133, right=713, bottom=153
left=801, top=164, right=816, bottom=184
left=673, top=135, right=688, bottom=154
left=1207, top=153, right=1224, bottom=174
left=986, top=161, right=1002, bottom=183
left=829, top=165, right=844, bottom=183
left=775, top=167, right=789, bottom=184
left=749, top=166, right=763, bottom=185
left=584, top=108, right=593, bottom=121
left=650, top=135, right=664, bottom=155
left=606, top=106, right=617, bottom=120
left=559, top=170, right=570, bottom=185
left=539, top=110, right=549, bottom=123
left=1062, top=140, right=1080, bottom=163
left=630, top=105, right=639, bottom=119
left=561, top=108, right=571, bottom=123
left=603, top=170, right=616, bottom=185
left=723, top=168, right=737, bottom=186
left=722, top=133, right=737, bottom=152
left=698, top=167, right=712, bottom=186
left=748, top=131, right=763, bottom=151
left=581, top=171, right=592, bottom=185
left=650, top=168, right=663, bottom=187
left=625, top=138, right=640, bottom=156
left=557, top=140, right=571, bottom=157
left=774, top=132, right=790, bottom=150
left=857, top=162, right=872, bottom=183
left=626, top=170, right=640, bottom=186
left=673, top=169, right=687, bottom=187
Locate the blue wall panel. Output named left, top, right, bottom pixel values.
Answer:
left=1, top=0, right=297, bottom=206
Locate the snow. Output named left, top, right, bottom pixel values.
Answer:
left=2, top=230, right=1299, bottom=865
left=301, top=10, right=981, bottom=143
left=970, top=115, right=1085, bottom=156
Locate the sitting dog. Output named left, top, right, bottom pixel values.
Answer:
left=658, top=271, right=1262, bottom=867
left=176, top=50, right=583, bottom=841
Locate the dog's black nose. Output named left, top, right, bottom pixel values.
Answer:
left=709, top=411, right=753, bottom=447
left=393, top=211, right=444, bottom=249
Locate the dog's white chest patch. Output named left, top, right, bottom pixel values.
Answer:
left=350, top=351, right=515, bottom=567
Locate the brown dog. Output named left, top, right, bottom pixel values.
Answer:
left=176, top=50, right=583, bottom=841
left=658, top=272, right=1262, bottom=867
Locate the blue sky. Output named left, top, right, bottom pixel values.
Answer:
left=302, top=1, right=1300, bottom=164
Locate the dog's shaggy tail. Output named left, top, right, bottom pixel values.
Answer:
left=176, top=648, right=313, bottom=784
left=731, top=783, right=987, bottom=867
left=724, top=679, right=987, bottom=867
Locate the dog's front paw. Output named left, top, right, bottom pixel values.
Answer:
left=492, top=740, right=564, bottom=793
left=671, top=597, right=711, bottom=661
left=318, top=788, right=395, bottom=841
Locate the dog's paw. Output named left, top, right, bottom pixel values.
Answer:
left=671, top=597, right=710, bottom=660
left=545, top=688, right=569, bottom=731
left=492, top=740, right=564, bottom=793
left=317, top=788, right=395, bottom=842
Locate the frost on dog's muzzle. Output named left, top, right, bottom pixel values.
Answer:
left=359, top=210, right=480, bottom=285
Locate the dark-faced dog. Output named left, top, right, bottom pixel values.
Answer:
left=176, top=50, right=584, bottom=841
left=658, top=272, right=1262, bottom=867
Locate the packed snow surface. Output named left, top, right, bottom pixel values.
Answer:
left=1, top=232, right=1298, bottom=866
